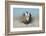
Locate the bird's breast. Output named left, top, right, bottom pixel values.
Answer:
left=25, top=16, right=29, bottom=21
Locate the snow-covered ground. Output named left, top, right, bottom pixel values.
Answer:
left=13, top=16, right=39, bottom=28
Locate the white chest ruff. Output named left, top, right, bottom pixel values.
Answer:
left=25, top=14, right=29, bottom=21
left=26, top=16, right=29, bottom=21
left=25, top=12, right=29, bottom=21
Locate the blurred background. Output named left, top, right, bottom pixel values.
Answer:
left=13, top=8, right=39, bottom=28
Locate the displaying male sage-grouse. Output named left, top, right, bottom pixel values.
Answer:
left=22, top=11, right=32, bottom=24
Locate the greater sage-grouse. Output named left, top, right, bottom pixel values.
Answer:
left=22, top=11, right=32, bottom=24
